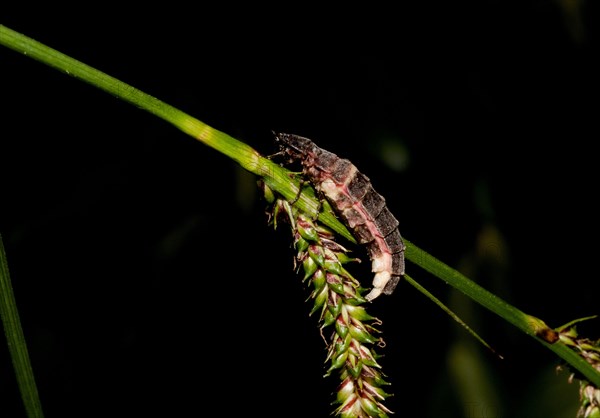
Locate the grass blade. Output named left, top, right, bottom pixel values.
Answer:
left=0, top=235, right=45, bottom=418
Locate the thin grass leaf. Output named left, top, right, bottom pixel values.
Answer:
left=0, top=235, right=45, bottom=418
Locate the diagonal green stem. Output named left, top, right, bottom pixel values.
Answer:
left=2, top=23, right=599, bottom=394
left=0, top=24, right=355, bottom=244
left=406, top=239, right=600, bottom=387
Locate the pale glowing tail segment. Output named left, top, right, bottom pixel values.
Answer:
left=275, top=132, right=405, bottom=301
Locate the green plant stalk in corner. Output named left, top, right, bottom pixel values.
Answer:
left=1, top=23, right=599, bottom=408
left=0, top=235, right=44, bottom=418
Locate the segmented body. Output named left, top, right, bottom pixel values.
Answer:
left=275, top=132, right=405, bottom=301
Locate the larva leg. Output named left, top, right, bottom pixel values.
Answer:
left=287, top=172, right=310, bottom=205
left=265, top=149, right=286, bottom=160
left=286, top=172, right=326, bottom=217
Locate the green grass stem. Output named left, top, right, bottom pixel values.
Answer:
left=406, top=239, right=600, bottom=386
left=2, top=22, right=599, bottom=399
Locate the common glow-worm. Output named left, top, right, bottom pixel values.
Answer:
left=275, top=132, right=405, bottom=301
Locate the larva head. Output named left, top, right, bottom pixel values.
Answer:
left=274, top=132, right=317, bottom=161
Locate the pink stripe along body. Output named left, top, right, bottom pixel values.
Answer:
left=275, top=132, right=405, bottom=301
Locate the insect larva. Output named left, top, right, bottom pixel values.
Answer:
left=275, top=132, right=405, bottom=301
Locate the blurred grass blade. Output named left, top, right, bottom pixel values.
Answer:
left=0, top=235, right=45, bottom=418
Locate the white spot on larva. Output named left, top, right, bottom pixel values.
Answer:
left=371, top=253, right=392, bottom=273
left=372, top=271, right=391, bottom=288
left=319, top=178, right=337, bottom=195
left=365, top=287, right=383, bottom=302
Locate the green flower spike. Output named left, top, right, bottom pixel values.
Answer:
left=261, top=182, right=393, bottom=418
left=556, top=317, right=600, bottom=418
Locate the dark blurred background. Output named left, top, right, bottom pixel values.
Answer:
left=1, top=2, right=599, bottom=417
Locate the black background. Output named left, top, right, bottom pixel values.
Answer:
left=1, top=3, right=599, bottom=417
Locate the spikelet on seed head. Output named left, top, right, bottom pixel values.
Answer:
left=260, top=180, right=393, bottom=418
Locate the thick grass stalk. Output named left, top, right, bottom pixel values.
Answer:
left=0, top=24, right=355, bottom=244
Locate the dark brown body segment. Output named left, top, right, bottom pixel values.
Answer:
left=275, top=132, right=406, bottom=300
